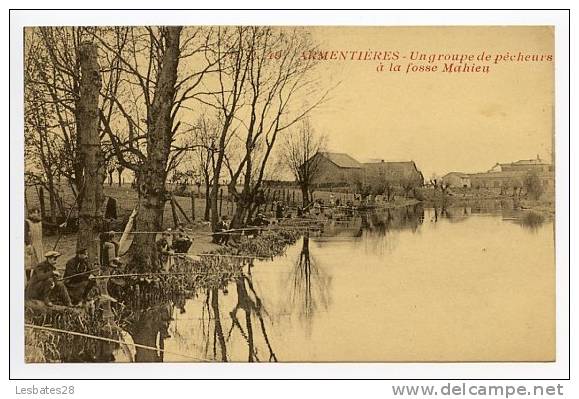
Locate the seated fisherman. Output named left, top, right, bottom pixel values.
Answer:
left=172, top=224, right=193, bottom=254
left=25, top=251, right=73, bottom=307
left=253, top=213, right=269, bottom=227
left=213, top=216, right=230, bottom=245
left=63, top=248, right=96, bottom=305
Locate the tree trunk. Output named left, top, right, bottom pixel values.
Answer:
left=128, top=27, right=182, bottom=273
left=117, top=168, right=123, bottom=187
left=211, top=288, right=227, bottom=361
left=130, top=310, right=163, bottom=362
left=203, top=180, right=211, bottom=221
left=47, top=180, right=58, bottom=224
left=300, top=185, right=310, bottom=208
left=38, top=186, right=46, bottom=219
left=76, top=42, right=104, bottom=263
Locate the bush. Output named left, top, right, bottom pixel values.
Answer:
left=524, top=172, right=544, bottom=200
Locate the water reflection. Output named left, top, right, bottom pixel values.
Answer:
left=287, top=233, right=331, bottom=335
left=138, top=204, right=554, bottom=362
left=514, top=211, right=546, bottom=232
left=125, top=304, right=173, bottom=362
left=160, top=265, right=279, bottom=362
left=228, top=273, right=278, bottom=362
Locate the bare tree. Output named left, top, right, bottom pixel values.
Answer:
left=94, top=27, right=220, bottom=272
left=400, top=175, right=423, bottom=198
left=222, top=27, right=327, bottom=228
left=192, top=114, right=221, bottom=221
left=99, top=27, right=183, bottom=271
left=76, top=42, right=105, bottom=262
left=283, top=118, right=327, bottom=208
left=200, top=27, right=251, bottom=229
left=24, top=27, right=124, bottom=201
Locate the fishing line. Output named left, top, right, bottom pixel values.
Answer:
left=25, top=323, right=212, bottom=362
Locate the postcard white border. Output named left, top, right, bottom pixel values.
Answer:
left=8, top=9, right=571, bottom=380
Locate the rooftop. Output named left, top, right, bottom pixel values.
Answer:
left=318, top=152, right=362, bottom=168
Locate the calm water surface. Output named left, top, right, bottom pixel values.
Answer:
left=143, top=205, right=554, bottom=362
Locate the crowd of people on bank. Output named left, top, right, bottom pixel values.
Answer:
left=24, top=207, right=194, bottom=308
left=24, top=194, right=335, bottom=308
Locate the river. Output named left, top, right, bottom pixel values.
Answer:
left=127, top=204, right=555, bottom=362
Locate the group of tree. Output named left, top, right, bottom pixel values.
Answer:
left=24, top=26, right=328, bottom=272
left=353, top=169, right=423, bottom=203
left=471, top=172, right=545, bottom=199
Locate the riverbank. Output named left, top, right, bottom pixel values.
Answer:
left=416, top=187, right=554, bottom=218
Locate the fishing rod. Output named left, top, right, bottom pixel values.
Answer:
left=24, top=323, right=212, bottom=362
left=56, top=268, right=101, bottom=282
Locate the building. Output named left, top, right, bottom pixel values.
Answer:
left=303, top=152, right=424, bottom=191
left=362, top=160, right=424, bottom=187
left=442, top=172, right=471, bottom=188
left=488, top=156, right=553, bottom=173
left=307, top=152, right=363, bottom=188
left=469, top=157, right=554, bottom=193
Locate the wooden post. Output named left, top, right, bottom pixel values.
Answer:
left=173, top=195, right=191, bottom=224
left=38, top=186, right=46, bottom=219
left=190, top=191, right=196, bottom=221
left=170, top=195, right=180, bottom=227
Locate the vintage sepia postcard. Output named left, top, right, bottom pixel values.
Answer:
left=18, top=22, right=557, bottom=365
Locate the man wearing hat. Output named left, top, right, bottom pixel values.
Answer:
left=63, top=248, right=96, bottom=305
left=25, top=251, right=72, bottom=307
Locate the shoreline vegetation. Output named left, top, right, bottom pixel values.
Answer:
left=416, top=187, right=554, bottom=218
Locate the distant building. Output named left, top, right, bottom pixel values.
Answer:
left=306, top=152, right=363, bottom=188
left=362, top=160, right=424, bottom=187
left=488, top=155, right=553, bottom=173
left=302, top=152, right=423, bottom=191
left=469, top=156, right=554, bottom=193
left=442, top=172, right=471, bottom=188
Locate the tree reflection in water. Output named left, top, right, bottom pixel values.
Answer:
left=126, top=303, right=173, bottom=362
left=227, top=272, right=278, bottom=362
left=516, top=211, right=546, bottom=232
left=288, top=232, right=331, bottom=336
left=358, top=204, right=425, bottom=255
left=174, top=267, right=278, bottom=362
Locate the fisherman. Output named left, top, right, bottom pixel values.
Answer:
left=213, top=216, right=230, bottom=245
left=313, top=199, right=322, bottom=216
left=172, top=223, right=193, bottom=254
left=63, top=248, right=95, bottom=304
left=24, top=207, right=66, bottom=281
left=275, top=202, right=285, bottom=220
left=156, top=229, right=174, bottom=270
left=253, top=212, right=269, bottom=227
left=25, top=251, right=72, bottom=307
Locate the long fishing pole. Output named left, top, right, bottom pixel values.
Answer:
left=56, top=268, right=101, bottom=282
left=24, top=323, right=212, bottom=362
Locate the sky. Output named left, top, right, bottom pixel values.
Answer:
left=304, top=26, right=554, bottom=178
